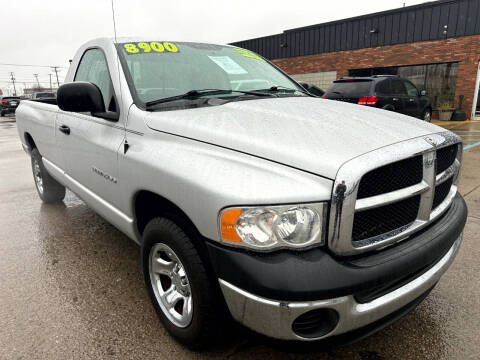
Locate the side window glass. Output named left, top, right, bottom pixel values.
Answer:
left=404, top=81, right=419, bottom=97
left=74, top=49, right=116, bottom=112
left=392, top=79, right=407, bottom=95
left=375, top=80, right=392, bottom=95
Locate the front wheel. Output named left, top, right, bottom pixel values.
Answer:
left=31, top=148, right=66, bottom=203
left=422, top=109, right=432, bottom=122
left=142, top=217, right=225, bottom=349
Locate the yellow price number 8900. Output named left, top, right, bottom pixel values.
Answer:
left=123, top=42, right=179, bottom=54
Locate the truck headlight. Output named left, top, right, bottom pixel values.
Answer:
left=219, top=203, right=326, bottom=250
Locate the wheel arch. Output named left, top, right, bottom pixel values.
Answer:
left=133, top=190, right=216, bottom=277
left=133, top=190, right=202, bottom=241
left=24, top=132, right=37, bottom=151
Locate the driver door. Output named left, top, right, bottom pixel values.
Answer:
left=55, top=48, right=125, bottom=209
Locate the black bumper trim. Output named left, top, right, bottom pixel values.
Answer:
left=206, top=193, right=467, bottom=302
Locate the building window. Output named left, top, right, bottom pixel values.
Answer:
left=349, top=63, right=458, bottom=109
left=290, top=71, right=337, bottom=91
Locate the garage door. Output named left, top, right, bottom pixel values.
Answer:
left=290, top=71, right=337, bottom=92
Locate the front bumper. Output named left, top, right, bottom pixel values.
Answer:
left=207, top=193, right=467, bottom=341
left=219, top=234, right=461, bottom=341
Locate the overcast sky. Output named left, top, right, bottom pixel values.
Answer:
left=1, top=0, right=427, bottom=94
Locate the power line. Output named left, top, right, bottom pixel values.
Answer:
left=0, top=80, right=57, bottom=84
left=0, top=76, right=65, bottom=80
left=0, top=63, right=65, bottom=68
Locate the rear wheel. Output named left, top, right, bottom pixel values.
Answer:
left=0, top=110, right=5, bottom=117
left=382, top=105, right=395, bottom=112
left=142, top=217, right=224, bottom=349
left=31, top=148, right=66, bottom=203
left=422, top=108, right=432, bottom=122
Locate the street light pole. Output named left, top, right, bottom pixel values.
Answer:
left=49, top=74, right=52, bottom=91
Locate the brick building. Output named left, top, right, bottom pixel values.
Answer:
left=231, top=0, right=480, bottom=120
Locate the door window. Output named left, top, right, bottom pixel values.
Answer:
left=375, top=79, right=392, bottom=95
left=391, top=79, right=407, bottom=95
left=404, top=81, right=419, bottom=97
left=74, top=49, right=116, bottom=112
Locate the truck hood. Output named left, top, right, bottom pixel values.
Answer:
left=146, top=97, right=442, bottom=179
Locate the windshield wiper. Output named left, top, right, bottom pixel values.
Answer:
left=254, top=85, right=311, bottom=96
left=145, top=89, right=274, bottom=108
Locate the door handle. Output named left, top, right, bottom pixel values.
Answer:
left=58, top=125, right=70, bottom=135
left=409, top=98, right=415, bottom=102
left=393, top=98, right=399, bottom=101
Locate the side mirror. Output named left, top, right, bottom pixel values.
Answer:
left=420, top=90, right=427, bottom=96
left=57, top=82, right=105, bottom=113
left=298, top=82, right=325, bottom=97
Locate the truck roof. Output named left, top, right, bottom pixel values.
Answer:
left=88, top=37, right=233, bottom=48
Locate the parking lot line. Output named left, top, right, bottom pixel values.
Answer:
left=464, top=141, right=480, bottom=150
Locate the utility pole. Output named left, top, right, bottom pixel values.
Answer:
left=33, top=74, right=40, bottom=89
left=10, top=72, right=17, bottom=96
left=51, top=66, right=60, bottom=88
left=23, top=82, right=27, bottom=96
left=49, top=74, right=52, bottom=91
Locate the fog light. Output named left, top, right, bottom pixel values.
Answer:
left=292, top=308, right=339, bottom=338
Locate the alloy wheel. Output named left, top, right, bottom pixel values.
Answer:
left=33, top=158, right=44, bottom=194
left=149, top=243, right=193, bottom=328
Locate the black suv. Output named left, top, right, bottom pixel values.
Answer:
left=323, top=75, right=432, bottom=122
left=0, top=96, right=21, bottom=117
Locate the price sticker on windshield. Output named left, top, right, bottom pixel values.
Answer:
left=233, top=48, right=265, bottom=61
left=122, top=42, right=180, bottom=55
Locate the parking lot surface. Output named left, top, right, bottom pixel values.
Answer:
left=1, top=115, right=479, bottom=359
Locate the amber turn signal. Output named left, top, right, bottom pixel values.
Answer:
left=220, top=208, right=243, bottom=243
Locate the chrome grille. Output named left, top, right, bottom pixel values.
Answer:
left=329, top=132, right=462, bottom=256
left=352, top=195, right=420, bottom=242
left=436, top=144, right=458, bottom=175
left=433, top=177, right=454, bottom=210
left=357, top=156, right=423, bottom=199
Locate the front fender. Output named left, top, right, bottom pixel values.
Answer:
left=119, top=130, right=333, bottom=243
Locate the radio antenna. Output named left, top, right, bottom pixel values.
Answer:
left=111, top=0, right=118, bottom=42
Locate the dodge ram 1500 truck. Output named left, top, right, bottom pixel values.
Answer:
left=16, top=37, right=467, bottom=349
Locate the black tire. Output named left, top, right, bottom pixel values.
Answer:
left=0, top=110, right=5, bottom=117
left=422, top=108, right=432, bottom=122
left=142, top=217, right=224, bottom=349
left=382, top=105, right=395, bottom=112
left=31, top=148, right=66, bottom=203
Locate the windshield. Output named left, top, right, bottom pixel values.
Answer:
left=325, top=81, right=373, bottom=97
left=117, top=41, right=306, bottom=105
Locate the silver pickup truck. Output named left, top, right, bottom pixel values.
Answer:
left=16, top=37, right=467, bottom=349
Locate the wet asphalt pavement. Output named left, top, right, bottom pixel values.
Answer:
left=1, top=115, right=479, bottom=360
